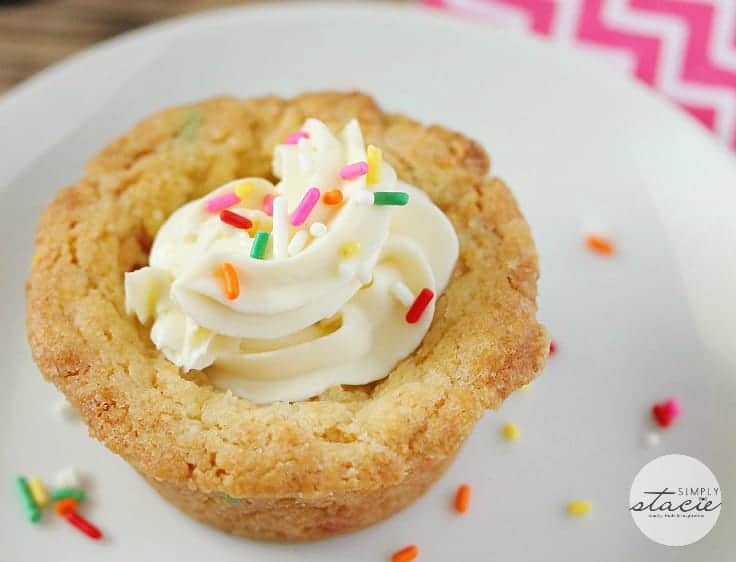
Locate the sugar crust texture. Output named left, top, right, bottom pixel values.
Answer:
left=26, top=92, right=549, bottom=540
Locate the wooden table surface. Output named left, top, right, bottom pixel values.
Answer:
left=0, top=0, right=406, bottom=94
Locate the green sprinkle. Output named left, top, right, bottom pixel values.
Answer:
left=15, top=476, right=40, bottom=523
left=373, top=191, right=409, bottom=206
left=178, top=109, right=201, bottom=142
left=225, top=495, right=241, bottom=505
left=250, top=231, right=270, bottom=260
left=52, top=487, right=86, bottom=502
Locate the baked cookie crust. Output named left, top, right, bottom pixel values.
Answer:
left=26, top=92, right=548, bottom=540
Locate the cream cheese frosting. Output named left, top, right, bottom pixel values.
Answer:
left=125, top=118, right=458, bottom=403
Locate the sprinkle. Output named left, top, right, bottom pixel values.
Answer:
left=15, top=476, right=40, bottom=523
left=205, top=192, right=240, bottom=214
left=645, top=432, right=661, bottom=448
left=322, top=190, right=344, bottom=206
left=219, top=210, right=253, bottom=230
left=221, top=262, right=240, bottom=300
left=652, top=398, right=680, bottom=428
left=520, top=382, right=532, bottom=392
left=262, top=193, right=275, bottom=216
left=340, top=161, right=369, bottom=180
left=405, top=288, right=434, bottom=324
left=52, top=487, right=86, bottom=502
left=288, top=230, right=308, bottom=256
left=28, top=477, right=49, bottom=507
left=567, top=500, right=592, bottom=517
left=55, top=467, right=82, bottom=489
left=392, top=545, right=419, bottom=562
left=549, top=340, right=557, bottom=355
left=454, top=484, right=471, bottom=514
left=290, top=187, right=321, bottom=226
left=285, top=130, right=309, bottom=145
left=373, top=191, right=409, bottom=206
left=54, top=396, right=77, bottom=420
left=390, top=281, right=415, bottom=307
left=501, top=422, right=520, bottom=442
left=249, top=231, right=270, bottom=260
left=586, top=234, right=615, bottom=256
left=298, top=146, right=313, bottom=174
left=54, top=498, right=78, bottom=516
left=310, top=222, right=327, bottom=237
left=65, top=510, right=103, bottom=540
left=366, top=145, right=382, bottom=185
left=272, top=196, right=289, bottom=259
left=234, top=181, right=255, bottom=200
left=339, top=241, right=361, bottom=259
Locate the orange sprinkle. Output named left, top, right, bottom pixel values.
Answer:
left=322, top=190, right=343, bottom=206
left=221, top=262, right=240, bottom=300
left=454, top=484, right=471, bottom=514
left=392, top=544, right=419, bottom=562
left=585, top=234, right=615, bottom=256
left=54, top=497, right=78, bottom=516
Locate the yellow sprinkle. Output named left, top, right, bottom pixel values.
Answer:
left=234, top=181, right=255, bottom=200
left=519, top=382, right=532, bottom=392
left=361, top=275, right=374, bottom=290
left=501, top=422, right=520, bottom=442
left=28, top=477, right=49, bottom=507
left=567, top=500, right=592, bottom=517
left=339, top=241, right=361, bottom=259
left=366, top=145, right=382, bottom=185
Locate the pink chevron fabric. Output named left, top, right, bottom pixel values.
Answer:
left=420, top=0, right=736, bottom=151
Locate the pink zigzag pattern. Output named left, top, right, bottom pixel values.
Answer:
left=420, top=0, right=736, bottom=151
left=629, top=0, right=736, bottom=148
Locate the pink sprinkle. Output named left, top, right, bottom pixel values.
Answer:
left=285, top=130, right=309, bottom=145
left=339, top=161, right=369, bottom=180
left=205, top=192, right=240, bottom=213
left=290, top=187, right=321, bottom=226
left=262, top=194, right=274, bottom=216
left=664, top=398, right=681, bottom=418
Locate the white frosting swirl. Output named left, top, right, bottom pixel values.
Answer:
left=125, top=119, right=458, bottom=403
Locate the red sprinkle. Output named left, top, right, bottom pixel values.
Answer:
left=549, top=340, right=557, bottom=355
left=405, top=288, right=434, bottom=324
left=219, top=210, right=253, bottom=230
left=262, top=194, right=274, bottom=216
left=64, top=510, right=102, bottom=540
left=652, top=398, right=680, bottom=428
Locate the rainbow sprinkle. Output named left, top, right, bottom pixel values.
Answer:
left=390, top=281, right=414, bottom=307
left=251, top=232, right=270, bottom=260
left=405, top=288, right=434, bottom=324
left=288, top=230, right=308, bottom=256
left=310, top=222, right=327, bottom=237
left=28, top=477, right=50, bottom=507
left=501, top=422, right=520, bottom=442
left=15, top=476, right=40, bottom=523
left=271, top=196, right=289, bottom=259
left=290, top=187, right=320, bottom=226
left=567, top=500, right=592, bottom=517
left=366, top=145, right=382, bottom=185
left=339, top=241, right=361, bottom=259
left=355, top=191, right=409, bottom=206
left=262, top=193, right=275, bottom=216
left=340, top=161, right=368, bottom=180
left=205, top=192, right=240, bottom=214
left=285, top=130, right=310, bottom=145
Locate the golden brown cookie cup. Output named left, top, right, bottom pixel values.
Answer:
left=27, top=92, right=548, bottom=541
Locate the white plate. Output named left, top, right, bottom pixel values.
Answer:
left=1, top=3, right=734, bottom=561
